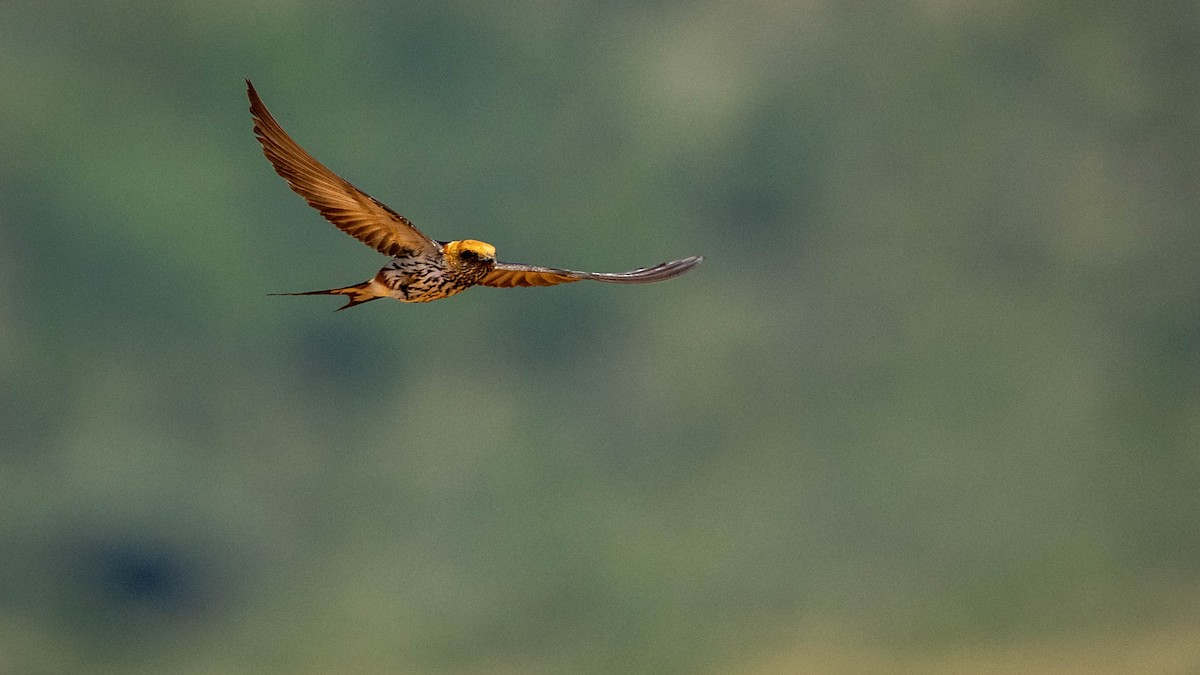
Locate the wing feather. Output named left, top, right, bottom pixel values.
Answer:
left=247, top=80, right=437, bottom=258
left=479, top=256, right=703, bottom=288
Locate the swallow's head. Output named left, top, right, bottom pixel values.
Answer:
left=445, top=239, right=497, bottom=271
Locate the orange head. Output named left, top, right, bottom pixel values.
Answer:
left=443, top=240, right=497, bottom=282
left=444, top=239, right=496, bottom=264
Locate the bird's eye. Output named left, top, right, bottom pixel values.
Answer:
left=460, top=250, right=477, bottom=261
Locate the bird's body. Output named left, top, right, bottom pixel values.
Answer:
left=376, top=239, right=494, bottom=303
left=300, top=240, right=498, bottom=308
left=247, top=80, right=701, bottom=310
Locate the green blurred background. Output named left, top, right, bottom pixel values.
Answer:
left=3, top=0, right=1199, bottom=672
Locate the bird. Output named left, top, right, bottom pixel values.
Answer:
left=246, top=80, right=703, bottom=310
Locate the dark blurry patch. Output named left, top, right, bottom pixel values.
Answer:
left=90, top=545, right=194, bottom=609
left=18, top=525, right=246, bottom=666
left=74, top=539, right=207, bottom=615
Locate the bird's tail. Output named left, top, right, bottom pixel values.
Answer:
left=270, top=278, right=387, bottom=311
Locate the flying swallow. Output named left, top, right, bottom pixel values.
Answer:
left=247, top=80, right=702, bottom=310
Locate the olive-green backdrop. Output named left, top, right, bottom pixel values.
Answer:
left=2, top=1, right=1198, bottom=672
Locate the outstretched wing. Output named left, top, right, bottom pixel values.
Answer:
left=247, top=80, right=438, bottom=258
left=479, top=256, right=703, bottom=288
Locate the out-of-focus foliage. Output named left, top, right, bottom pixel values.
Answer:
left=2, top=0, right=1198, bottom=672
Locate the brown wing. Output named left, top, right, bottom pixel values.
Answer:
left=479, top=256, right=703, bottom=288
left=247, top=80, right=437, bottom=258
